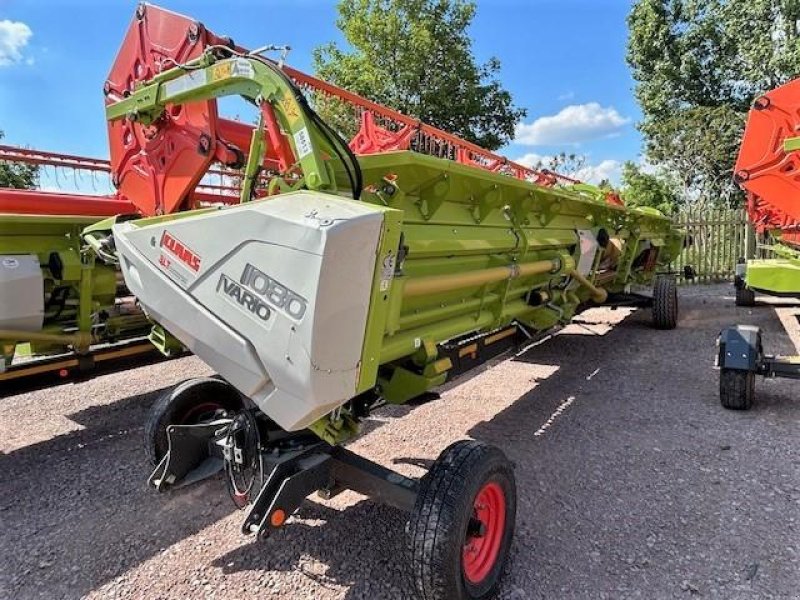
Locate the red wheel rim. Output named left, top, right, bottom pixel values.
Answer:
left=179, top=402, right=224, bottom=424
left=462, top=481, right=506, bottom=585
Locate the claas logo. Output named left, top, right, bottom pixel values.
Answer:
left=160, top=231, right=201, bottom=272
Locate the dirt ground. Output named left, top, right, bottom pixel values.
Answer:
left=1, top=284, right=798, bottom=599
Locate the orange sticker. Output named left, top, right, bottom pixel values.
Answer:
left=210, top=62, right=232, bottom=81
left=280, top=94, right=301, bottom=124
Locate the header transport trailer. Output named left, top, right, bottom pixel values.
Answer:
left=2, top=5, right=683, bottom=598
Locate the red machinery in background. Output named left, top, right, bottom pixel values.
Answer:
left=727, top=76, right=800, bottom=308
left=715, top=77, right=800, bottom=412
left=735, top=77, right=800, bottom=248
left=1, top=3, right=613, bottom=219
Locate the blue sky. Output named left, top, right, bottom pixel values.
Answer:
left=0, top=0, right=641, bottom=187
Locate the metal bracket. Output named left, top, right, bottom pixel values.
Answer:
left=241, top=443, right=419, bottom=539
left=148, top=419, right=233, bottom=491
left=761, top=355, right=800, bottom=379
left=716, top=325, right=763, bottom=371
left=242, top=443, right=331, bottom=538
left=148, top=417, right=421, bottom=540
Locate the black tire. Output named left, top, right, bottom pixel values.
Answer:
left=735, top=286, right=756, bottom=307
left=719, top=368, right=755, bottom=410
left=144, top=377, right=244, bottom=465
left=407, top=440, right=516, bottom=600
left=652, top=275, right=678, bottom=330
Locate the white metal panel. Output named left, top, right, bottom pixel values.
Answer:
left=114, top=191, right=385, bottom=431
left=0, top=255, right=44, bottom=332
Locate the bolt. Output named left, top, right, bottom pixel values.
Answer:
left=188, top=23, right=200, bottom=44
left=754, top=96, right=771, bottom=110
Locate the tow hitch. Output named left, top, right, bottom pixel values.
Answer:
left=149, top=406, right=419, bottom=540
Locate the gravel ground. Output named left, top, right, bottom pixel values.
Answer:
left=1, top=284, right=798, bottom=599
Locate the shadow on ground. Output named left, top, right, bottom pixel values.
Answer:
left=0, top=378, right=421, bottom=599
left=464, top=292, right=799, bottom=597
left=0, top=385, right=242, bottom=599
left=2, top=287, right=798, bottom=599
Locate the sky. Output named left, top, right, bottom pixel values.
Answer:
left=0, top=0, right=642, bottom=188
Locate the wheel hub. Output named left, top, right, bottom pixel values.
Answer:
left=462, top=481, right=506, bottom=585
left=179, top=401, right=226, bottom=424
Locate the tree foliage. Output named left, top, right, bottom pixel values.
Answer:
left=0, top=131, right=38, bottom=189
left=620, top=161, right=681, bottom=215
left=313, top=0, right=526, bottom=150
left=532, top=152, right=587, bottom=176
left=627, top=0, right=800, bottom=206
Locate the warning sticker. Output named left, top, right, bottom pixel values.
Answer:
left=379, top=252, right=395, bottom=292
left=293, top=127, right=313, bottom=159
left=280, top=94, right=301, bottom=124
left=210, top=61, right=232, bottom=81
left=231, top=58, right=254, bottom=79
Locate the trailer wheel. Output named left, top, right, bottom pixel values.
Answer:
left=652, top=275, right=678, bottom=330
left=144, top=377, right=244, bottom=465
left=735, top=286, right=756, bottom=307
left=719, top=368, right=755, bottom=410
left=407, top=440, right=516, bottom=600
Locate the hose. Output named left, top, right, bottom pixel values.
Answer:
left=248, top=54, right=363, bottom=200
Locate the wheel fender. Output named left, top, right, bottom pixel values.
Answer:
left=717, top=325, right=762, bottom=371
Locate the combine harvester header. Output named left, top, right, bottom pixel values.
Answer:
left=0, top=2, right=624, bottom=386
left=1, top=5, right=684, bottom=598
left=715, top=77, right=800, bottom=412
left=733, top=76, right=800, bottom=303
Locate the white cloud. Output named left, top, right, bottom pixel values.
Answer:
left=0, top=20, right=32, bottom=67
left=513, top=154, right=623, bottom=185
left=514, top=103, right=630, bottom=146
left=558, top=91, right=575, bottom=101
left=514, top=152, right=548, bottom=169
left=573, top=159, right=623, bottom=185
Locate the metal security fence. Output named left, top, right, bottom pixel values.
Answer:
left=672, top=207, right=765, bottom=283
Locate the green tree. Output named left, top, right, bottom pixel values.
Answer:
left=314, top=0, right=526, bottom=150
left=0, top=131, right=38, bottom=189
left=620, top=161, right=681, bottom=215
left=627, top=0, right=800, bottom=206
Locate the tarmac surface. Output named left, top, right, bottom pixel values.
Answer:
left=1, top=284, right=798, bottom=599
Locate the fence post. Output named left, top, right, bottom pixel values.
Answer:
left=745, top=221, right=756, bottom=259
